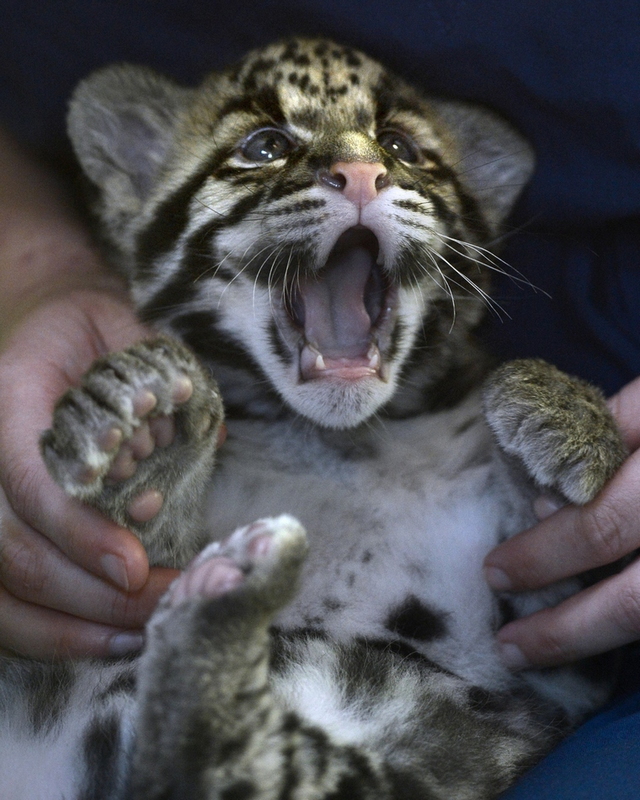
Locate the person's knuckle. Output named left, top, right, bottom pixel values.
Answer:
left=613, top=584, right=640, bottom=635
left=0, top=527, right=48, bottom=597
left=579, top=498, right=629, bottom=563
left=50, top=628, right=80, bottom=658
left=3, top=460, right=43, bottom=523
left=107, top=589, right=141, bottom=628
left=532, top=623, right=571, bottom=662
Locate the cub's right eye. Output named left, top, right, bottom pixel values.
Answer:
left=239, top=128, right=297, bottom=163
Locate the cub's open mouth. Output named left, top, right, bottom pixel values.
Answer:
left=285, top=227, right=396, bottom=382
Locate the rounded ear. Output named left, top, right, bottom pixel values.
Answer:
left=430, top=100, right=535, bottom=230
left=68, top=65, right=193, bottom=205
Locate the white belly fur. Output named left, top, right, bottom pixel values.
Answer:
left=204, top=392, right=534, bottom=689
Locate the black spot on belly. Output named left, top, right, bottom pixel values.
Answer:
left=323, top=598, right=345, bottom=612
left=80, top=712, right=122, bottom=799
left=386, top=595, right=447, bottom=641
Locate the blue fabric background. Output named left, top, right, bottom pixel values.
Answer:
left=2, top=2, right=640, bottom=796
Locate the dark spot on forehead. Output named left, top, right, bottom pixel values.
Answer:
left=281, top=43, right=311, bottom=67
left=219, top=85, right=285, bottom=124
left=241, top=57, right=277, bottom=92
left=280, top=39, right=300, bottom=60
left=298, top=74, right=311, bottom=92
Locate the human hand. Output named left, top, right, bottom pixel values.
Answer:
left=484, top=375, right=640, bottom=669
left=0, top=288, right=179, bottom=659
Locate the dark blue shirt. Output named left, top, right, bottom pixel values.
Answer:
left=3, top=0, right=639, bottom=393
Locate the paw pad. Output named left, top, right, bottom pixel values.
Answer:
left=165, top=516, right=308, bottom=611
left=41, top=337, right=223, bottom=504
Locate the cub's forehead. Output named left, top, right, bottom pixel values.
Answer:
left=226, top=38, right=386, bottom=128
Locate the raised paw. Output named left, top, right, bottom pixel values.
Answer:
left=165, top=515, right=308, bottom=614
left=483, top=359, right=627, bottom=505
left=130, top=516, right=308, bottom=796
left=40, top=337, right=224, bottom=536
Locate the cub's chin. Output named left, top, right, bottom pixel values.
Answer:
left=279, top=370, right=397, bottom=429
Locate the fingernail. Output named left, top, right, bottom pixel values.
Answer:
left=109, top=631, right=144, bottom=656
left=484, top=566, right=512, bottom=591
left=101, top=554, right=130, bottom=591
left=497, top=641, right=530, bottom=671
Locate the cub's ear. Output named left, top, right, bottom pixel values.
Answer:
left=68, top=65, right=192, bottom=205
left=430, top=100, right=535, bottom=231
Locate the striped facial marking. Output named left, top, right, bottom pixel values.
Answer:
left=74, top=38, right=533, bottom=427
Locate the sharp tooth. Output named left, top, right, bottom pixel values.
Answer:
left=367, top=345, right=381, bottom=370
left=300, top=343, right=327, bottom=379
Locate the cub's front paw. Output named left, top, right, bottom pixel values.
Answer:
left=41, top=337, right=223, bottom=531
left=483, top=359, right=626, bottom=505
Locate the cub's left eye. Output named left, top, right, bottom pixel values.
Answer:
left=376, top=129, right=421, bottom=164
left=239, top=128, right=297, bottom=162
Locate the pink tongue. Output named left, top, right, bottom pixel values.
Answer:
left=299, top=246, right=373, bottom=358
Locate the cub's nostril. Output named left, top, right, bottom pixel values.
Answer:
left=317, top=168, right=347, bottom=191
left=375, top=172, right=390, bottom=191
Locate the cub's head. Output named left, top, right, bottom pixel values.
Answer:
left=68, top=38, right=533, bottom=428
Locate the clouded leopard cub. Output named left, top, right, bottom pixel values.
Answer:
left=0, top=38, right=626, bottom=800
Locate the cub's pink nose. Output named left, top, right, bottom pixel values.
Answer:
left=319, top=161, right=390, bottom=207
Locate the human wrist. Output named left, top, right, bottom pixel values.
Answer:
left=0, top=219, right=126, bottom=330
left=0, top=127, right=129, bottom=336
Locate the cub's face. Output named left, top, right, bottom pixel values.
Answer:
left=69, top=38, right=533, bottom=428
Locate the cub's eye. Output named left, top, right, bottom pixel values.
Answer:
left=239, top=128, right=296, bottom=162
left=376, top=129, right=421, bottom=164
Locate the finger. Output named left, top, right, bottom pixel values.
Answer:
left=495, top=558, right=640, bottom=669
left=0, top=304, right=152, bottom=589
left=0, top=583, right=144, bottom=660
left=0, top=471, right=151, bottom=591
left=484, top=449, right=640, bottom=591
left=0, top=510, right=176, bottom=627
left=607, top=375, right=640, bottom=451
left=0, top=513, right=176, bottom=629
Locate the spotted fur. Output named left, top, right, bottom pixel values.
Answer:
left=0, top=39, right=626, bottom=799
